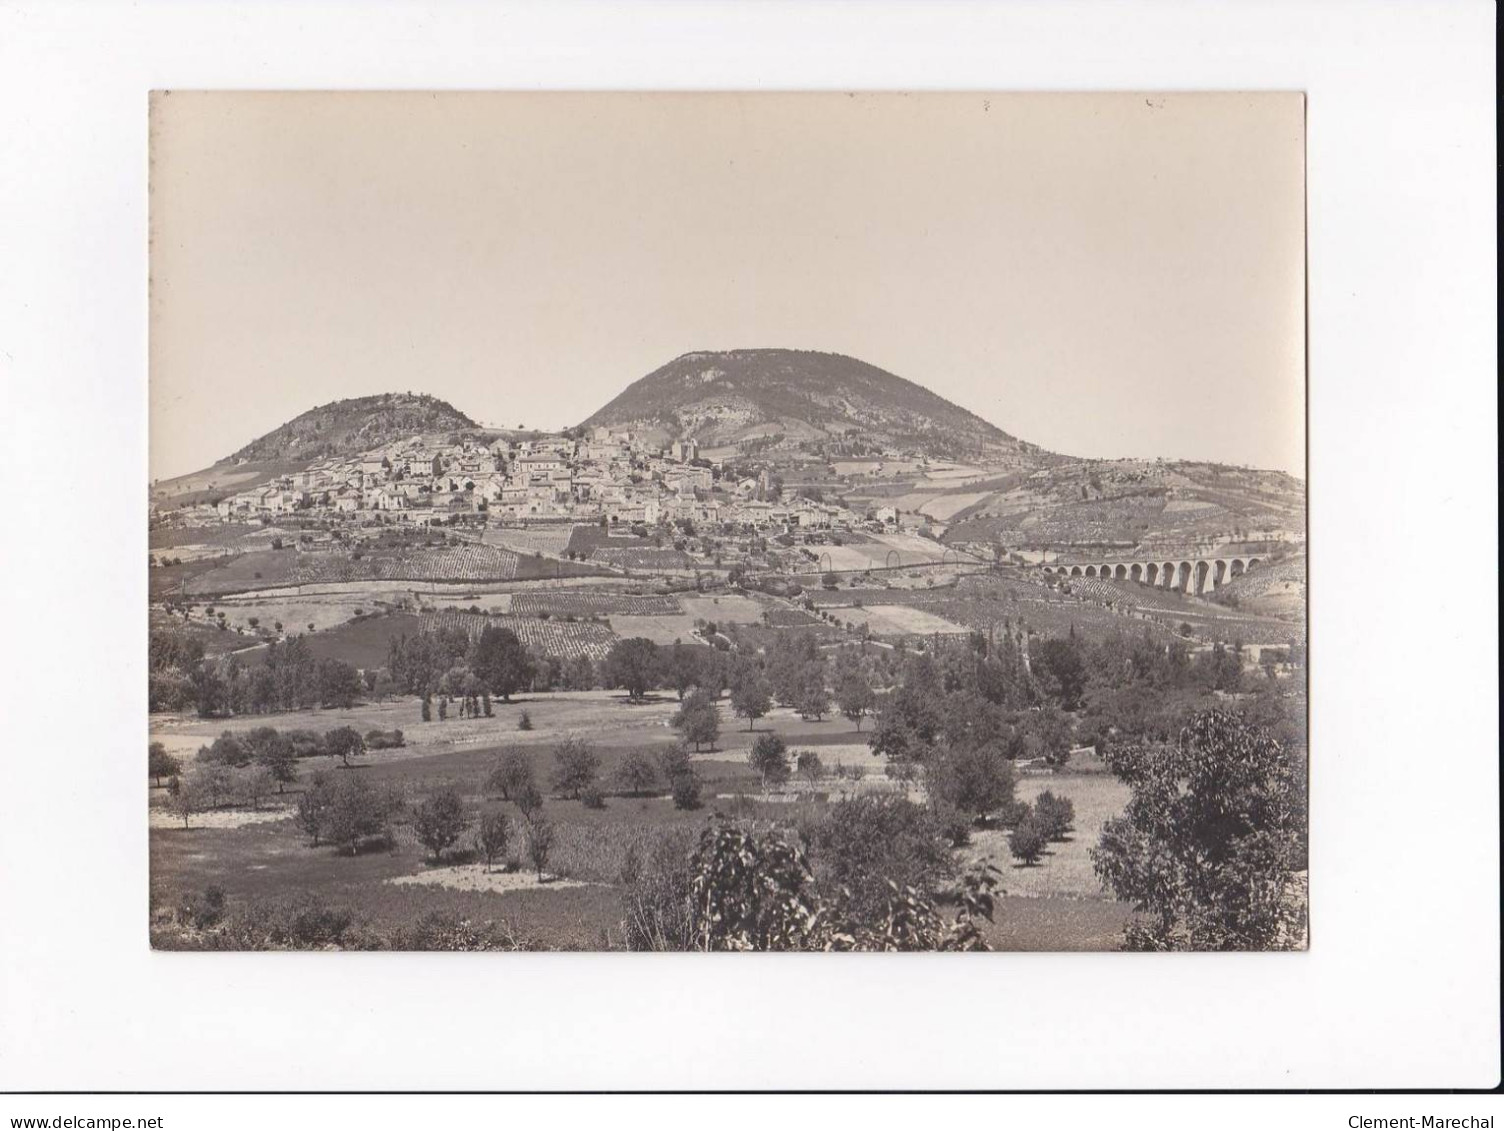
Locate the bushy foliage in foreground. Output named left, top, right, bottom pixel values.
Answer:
left=151, top=892, right=529, bottom=952
left=1091, top=709, right=1305, bottom=951
left=686, top=824, right=999, bottom=952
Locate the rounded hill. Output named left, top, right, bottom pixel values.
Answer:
left=226, top=393, right=478, bottom=465
left=580, top=349, right=1037, bottom=461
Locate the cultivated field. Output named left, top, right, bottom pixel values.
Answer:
left=148, top=690, right=1138, bottom=950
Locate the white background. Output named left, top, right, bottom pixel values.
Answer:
left=0, top=0, right=1496, bottom=1093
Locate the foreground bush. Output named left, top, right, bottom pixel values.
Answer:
left=688, top=823, right=999, bottom=951
left=618, top=828, right=698, bottom=951
left=1092, top=709, right=1306, bottom=951
left=801, top=794, right=955, bottom=927
left=151, top=892, right=528, bottom=951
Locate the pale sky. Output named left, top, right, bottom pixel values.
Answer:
left=149, top=91, right=1305, bottom=481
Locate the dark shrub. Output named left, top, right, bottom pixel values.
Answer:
left=670, top=770, right=703, bottom=810
left=1033, top=790, right=1076, bottom=841
left=1009, top=815, right=1049, bottom=866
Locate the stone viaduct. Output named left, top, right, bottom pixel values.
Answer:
left=1039, top=554, right=1262, bottom=596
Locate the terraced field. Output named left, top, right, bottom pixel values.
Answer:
left=420, top=610, right=619, bottom=660
left=511, top=591, right=681, bottom=617
left=481, top=525, right=577, bottom=557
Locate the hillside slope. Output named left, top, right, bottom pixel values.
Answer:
left=581, top=349, right=1043, bottom=462
left=226, top=393, right=478, bottom=465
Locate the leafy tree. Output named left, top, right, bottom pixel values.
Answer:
left=837, top=673, right=874, bottom=732
left=564, top=654, right=596, bottom=691
left=804, top=794, right=955, bottom=925
left=1034, top=635, right=1088, bottom=710
left=796, top=750, right=824, bottom=783
left=748, top=733, right=791, bottom=789
left=670, top=769, right=703, bottom=810
left=603, top=637, right=662, bottom=701
left=615, top=752, right=660, bottom=797
left=244, top=727, right=297, bottom=792
left=927, top=743, right=1018, bottom=828
left=794, top=666, right=830, bottom=721
left=1018, top=705, right=1075, bottom=766
left=513, top=779, right=544, bottom=821
left=199, top=762, right=236, bottom=809
left=149, top=742, right=181, bottom=787
left=486, top=749, right=535, bottom=801
left=238, top=766, right=274, bottom=811
left=167, top=778, right=202, bottom=829
left=666, top=641, right=702, bottom=700
left=1009, top=815, right=1048, bottom=866
left=296, top=771, right=337, bottom=846
left=524, top=815, right=555, bottom=880
left=199, top=731, right=251, bottom=767
left=323, top=726, right=366, bottom=768
left=549, top=736, right=600, bottom=800
left=474, top=808, right=510, bottom=872
left=317, top=659, right=363, bottom=709
left=1091, top=710, right=1306, bottom=950
left=688, top=823, right=998, bottom=952
left=1033, top=790, right=1076, bottom=841
left=324, top=774, right=400, bottom=856
left=470, top=625, right=534, bottom=701
left=671, top=687, right=720, bottom=751
left=413, top=788, right=467, bottom=863
left=730, top=667, right=773, bottom=731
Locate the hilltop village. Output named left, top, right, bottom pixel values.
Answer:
left=197, top=426, right=890, bottom=536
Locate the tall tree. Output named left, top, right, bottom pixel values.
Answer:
left=730, top=667, right=773, bottom=731
left=671, top=687, right=721, bottom=751
left=603, top=637, right=662, bottom=701
left=470, top=625, right=534, bottom=702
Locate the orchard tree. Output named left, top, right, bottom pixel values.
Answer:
left=615, top=752, right=660, bottom=797
left=524, top=814, right=556, bottom=880
left=748, top=733, right=791, bottom=790
left=549, top=736, right=600, bottom=800
left=731, top=667, right=773, bottom=731
left=837, top=673, right=874, bottom=732
left=413, top=788, right=467, bottom=863
left=1008, top=814, right=1048, bottom=866
left=244, top=727, right=297, bottom=792
left=667, top=641, right=701, bottom=700
left=149, top=742, right=181, bottom=787
left=167, top=778, right=202, bottom=829
left=475, top=808, right=510, bottom=872
left=672, top=687, right=720, bottom=751
left=1091, top=709, right=1306, bottom=951
left=324, top=726, right=366, bottom=769
left=486, top=749, right=536, bottom=801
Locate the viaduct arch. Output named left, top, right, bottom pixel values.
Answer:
left=1040, top=555, right=1262, bottom=596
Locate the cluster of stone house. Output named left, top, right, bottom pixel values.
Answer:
left=194, top=426, right=867, bottom=535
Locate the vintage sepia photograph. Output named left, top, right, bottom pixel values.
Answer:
left=146, top=91, right=1309, bottom=953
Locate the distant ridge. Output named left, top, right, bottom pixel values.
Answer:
left=580, top=348, right=1044, bottom=462
left=226, top=392, right=478, bottom=465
